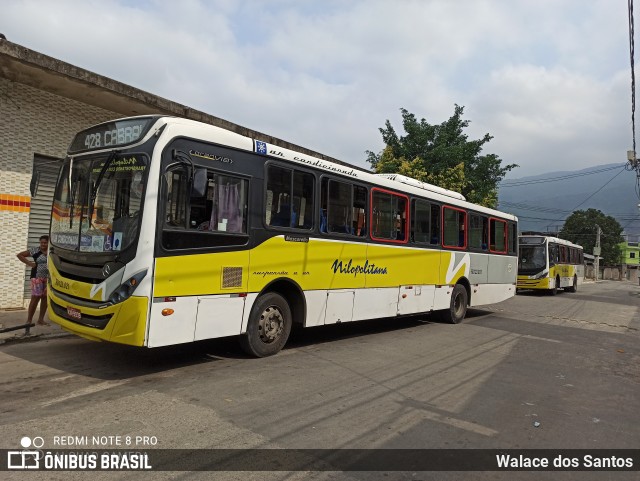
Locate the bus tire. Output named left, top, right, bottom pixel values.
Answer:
left=435, top=284, right=468, bottom=324
left=549, top=276, right=560, bottom=295
left=240, top=292, right=292, bottom=357
left=566, top=275, right=578, bottom=293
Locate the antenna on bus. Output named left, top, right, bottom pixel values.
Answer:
left=374, top=174, right=466, bottom=201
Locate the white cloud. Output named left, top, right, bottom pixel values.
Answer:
left=1, top=0, right=634, bottom=176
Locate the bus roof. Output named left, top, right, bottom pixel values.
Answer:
left=519, top=234, right=583, bottom=249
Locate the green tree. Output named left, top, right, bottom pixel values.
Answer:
left=366, top=105, right=517, bottom=208
left=559, top=209, right=624, bottom=265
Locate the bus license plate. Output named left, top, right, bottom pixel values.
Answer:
left=67, top=307, right=81, bottom=320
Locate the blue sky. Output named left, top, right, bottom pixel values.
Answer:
left=2, top=0, right=634, bottom=177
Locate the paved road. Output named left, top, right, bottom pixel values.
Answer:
left=1, top=280, right=638, bottom=480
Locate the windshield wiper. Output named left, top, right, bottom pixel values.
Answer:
left=87, top=151, right=119, bottom=228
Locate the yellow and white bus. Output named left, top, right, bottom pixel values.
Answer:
left=48, top=115, right=518, bottom=356
left=517, top=235, right=584, bottom=294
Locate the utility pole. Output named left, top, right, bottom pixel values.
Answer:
left=594, top=224, right=601, bottom=282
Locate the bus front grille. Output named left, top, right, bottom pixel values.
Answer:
left=50, top=300, right=112, bottom=329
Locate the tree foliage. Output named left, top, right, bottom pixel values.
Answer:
left=559, top=209, right=624, bottom=265
left=366, top=105, right=517, bottom=208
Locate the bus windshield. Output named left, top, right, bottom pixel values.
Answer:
left=50, top=153, right=148, bottom=253
left=518, top=244, right=547, bottom=273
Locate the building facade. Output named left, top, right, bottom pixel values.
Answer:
left=0, top=38, right=347, bottom=308
left=619, top=239, right=639, bottom=282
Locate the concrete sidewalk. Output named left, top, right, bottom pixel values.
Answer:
left=0, top=307, right=70, bottom=345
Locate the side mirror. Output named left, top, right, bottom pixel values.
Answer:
left=192, top=168, right=207, bottom=197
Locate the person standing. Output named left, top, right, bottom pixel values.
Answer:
left=16, top=235, right=50, bottom=326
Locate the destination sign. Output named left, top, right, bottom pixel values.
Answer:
left=69, top=118, right=156, bottom=153
left=519, top=236, right=545, bottom=244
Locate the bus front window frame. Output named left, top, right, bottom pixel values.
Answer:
left=50, top=152, right=149, bottom=254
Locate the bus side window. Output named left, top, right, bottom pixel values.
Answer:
left=508, top=223, right=517, bottom=254
left=265, top=165, right=292, bottom=227
left=489, top=218, right=507, bottom=253
left=412, top=199, right=431, bottom=243
left=353, top=185, right=367, bottom=236
left=293, top=171, right=315, bottom=229
left=266, top=165, right=314, bottom=230
left=371, top=189, right=408, bottom=242
left=549, top=244, right=557, bottom=265
left=442, top=206, right=466, bottom=248
left=165, top=168, right=188, bottom=228
left=430, top=204, right=440, bottom=245
left=321, top=179, right=367, bottom=237
left=469, top=214, right=488, bottom=251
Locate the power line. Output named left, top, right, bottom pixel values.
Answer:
left=501, top=200, right=639, bottom=217
left=499, top=201, right=572, bottom=215
left=499, top=164, right=626, bottom=187
left=567, top=167, right=627, bottom=212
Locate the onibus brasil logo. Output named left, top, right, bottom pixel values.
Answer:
left=7, top=436, right=44, bottom=469
left=6, top=435, right=153, bottom=470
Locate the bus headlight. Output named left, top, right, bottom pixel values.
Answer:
left=108, top=269, right=148, bottom=305
left=531, top=270, right=548, bottom=280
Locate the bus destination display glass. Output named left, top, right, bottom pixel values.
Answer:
left=69, top=118, right=155, bottom=153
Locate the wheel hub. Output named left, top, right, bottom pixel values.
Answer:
left=258, top=306, right=283, bottom=344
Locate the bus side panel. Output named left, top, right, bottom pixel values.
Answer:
left=359, top=244, right=439, bottom=318
left=468, top=252, right=489, bottom=285
left=575, top=264, right=585, bottom=285
left=364, top=244, right=436, bottom=288
left=153, top=251, right=250, bottom=297
left=556, top=263, right=580, bottom=288
left=487, top=255, right=517, bottom=286
left=150, top=251, right=250, bottom=346
left=302, top=290, right=329, bottom=327
left=148, top=295, right=198, bottom=347
left=248, top=236, right=367, bottom=292
left=470, top=283, right=517, bottom=306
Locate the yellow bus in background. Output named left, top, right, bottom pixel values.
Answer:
left=517, top=235, right=583, bottom=294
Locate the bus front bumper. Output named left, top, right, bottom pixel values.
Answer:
left=516, top=276, right=550, bottom=289
left=48, top=290, right=148, bottom=346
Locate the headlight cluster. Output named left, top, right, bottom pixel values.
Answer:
left=531, top=270, right=548, bottom=280
left=108, top=269, right=148, bottom=305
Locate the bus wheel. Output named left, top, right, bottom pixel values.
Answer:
left=566, top=275, right=578, bottom=293
left=549, top=276, right=559, bottom=295
left=435, top=284, right=468, bottom=324
left=240, top=292, right=292, bottom=357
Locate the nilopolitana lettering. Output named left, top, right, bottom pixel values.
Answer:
left=331, top=259, right=388, bottom=277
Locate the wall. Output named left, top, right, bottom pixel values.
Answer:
left=0, top=78, right=118, bottom=308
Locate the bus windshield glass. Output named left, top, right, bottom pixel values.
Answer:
left=51, top=153, right=148, bottom=253
left=518, top=244, right=547, bottom=273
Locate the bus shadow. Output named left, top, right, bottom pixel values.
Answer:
left=1, top=337, right=238, bottom=381
left=516, top=289, right=557, bottom=296
left=283, top=308, right=492, bottom=351
left=2, top=309, right=497, bottom=380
